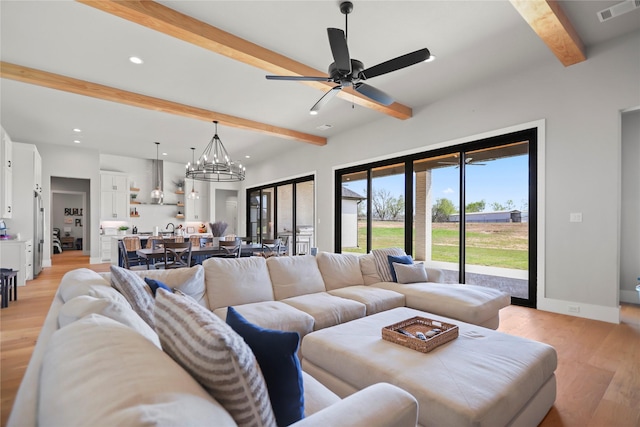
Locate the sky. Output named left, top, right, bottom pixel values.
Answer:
left=343, top=154, right=529, bottom=212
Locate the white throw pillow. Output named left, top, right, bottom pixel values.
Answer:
left=131, top=265, right=208, bottom=308
left=393, top=262, right=428, bottom=284
left=371, top=248, right=406, bottom=282
left=58, top=295, right=160, bottom=348
left=39, top=314, right=235, bottom=427
left=154, top=289, right=277, bottom=427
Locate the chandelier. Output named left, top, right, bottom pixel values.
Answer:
left=185, top=121, right=246, bottom=182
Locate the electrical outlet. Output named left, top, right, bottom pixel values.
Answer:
left=568, top=305, right=580, bottom=313
left=569, top=213, right=583, bottom=223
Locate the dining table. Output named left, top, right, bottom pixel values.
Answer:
left=135, top=243, right=264, bottom=268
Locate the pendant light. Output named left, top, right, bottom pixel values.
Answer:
left=186, top=147, right=199, bottom=200
left=150, top=142, right=164, bottom=203
left=185, top=121, right=245, bottom=182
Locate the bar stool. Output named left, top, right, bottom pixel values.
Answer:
left=0, top=268, right=18, bottom=308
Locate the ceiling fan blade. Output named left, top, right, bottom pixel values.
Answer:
left=310, top=86, right=343, bottom=113
left=266, top=75, right=331, bottom=82
left=360, top=48, right=431, bottom=80
left=354, top=83, right=394, bottom=106
left=327, top=28, right=351, bottom=75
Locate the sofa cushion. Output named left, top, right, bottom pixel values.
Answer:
left=39, top=314, right=235, bottom=427
left=328, top=286, right=405, bottom=315
left=59, top=268, right=128, bottom=305
left=226, top=307, right=305, bottom=426
left=110, top=265, right=156, bottom=328
left=203, top=257, right=274, bottom=310
left=281, top=293, right=366, bottom=330
left=267, top=256, right=326, bottom=300
left=154, top=289, right=276, bottom=427
left=371, top=248, right=406, bottom=282
left=359, top=254, right=381, bottom=285
left=372, top=281, right=510, bottom=328
left=387, top=254, right=413, bottom=282
left=316, top=252, right=364, bottom=290
left=301, top=371, right=340, bottom=417
left=132, top=265, right=207, bottom=308
left=393, top=262, right=428, bottom=284
left=213, top=301, right=315, bottom=340
left=58, top=295, right=161, bottom=348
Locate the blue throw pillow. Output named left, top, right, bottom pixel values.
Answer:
left=226, top=306, right=304, bottom=426
left=144, top=277, right=172, bottom=297
left=387, top=254, right=413, bottom=282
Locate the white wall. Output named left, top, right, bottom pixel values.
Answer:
left=242, top=31, right=640, bottom=322
left=620, top=109, right=640, bottom=303
left=36, top=143, right=101, bottom=265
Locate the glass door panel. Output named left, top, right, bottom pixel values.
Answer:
left=413, top=154, right=460, bottom=280
left=463, top=141, right=529, bottom=299
left=341, top=171, right=368, bottom=253
left=295, top=181, right=315, bottom=255
left=248, top=190, right=260, bottom=244
left=260, top=187, right=274, bottom=241
left=276, top=184, right=293, bottom=252
left=371, top=163, right=405, bottom=251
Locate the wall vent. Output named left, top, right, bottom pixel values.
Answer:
left=598, top=0, right=640, bottom=22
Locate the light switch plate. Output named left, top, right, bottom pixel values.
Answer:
left=569, top=213, right=583, bottom=223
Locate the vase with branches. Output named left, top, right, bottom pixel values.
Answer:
left=209, top=221, right=228, bottom=237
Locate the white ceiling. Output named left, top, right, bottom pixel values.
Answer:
left=1, top=1, right=639, bottom=167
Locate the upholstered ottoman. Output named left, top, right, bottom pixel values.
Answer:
left=301, top=307, right=557, bottom=427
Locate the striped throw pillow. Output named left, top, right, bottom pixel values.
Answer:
left=371, top=248, right=406, bottom=282
left=154, top=289, right=276, bottom=427
left=110, top=265, right=155, bottom=328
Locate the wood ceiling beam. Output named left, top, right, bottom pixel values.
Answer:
left=510, top=0, right=586, bottom=67
left=0, top=62, right=326, bottom=146
left=77, top=0, right=413, bottom=120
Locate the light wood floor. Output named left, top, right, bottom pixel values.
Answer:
left=1, top=251, right=639, bottom=427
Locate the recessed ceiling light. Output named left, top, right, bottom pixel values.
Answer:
left=129, top=56, right=144, bottom=65
left=424, top=55, right=436, bottom=63
left=309, top=111, right=319, bottom=116
left=73, top=128, right=82, bottom=132
left=73, top=140, right=81, bottom=144
left=316, top=124, right=333, bottom=130
left=162, top=152, right=168, bottom=156
left=245, top=155, right=251, bottom=159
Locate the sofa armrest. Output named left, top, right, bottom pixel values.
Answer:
left=291, top=383, right=417, bottom=427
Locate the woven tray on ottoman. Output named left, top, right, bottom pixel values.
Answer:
left=382, top=316, right=458, bottom=353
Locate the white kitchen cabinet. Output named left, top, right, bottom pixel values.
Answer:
left=0, top=239, right=31, bottom=286
left=185, top=180, right=209, bottom=221
left=101, top=173, right=128, bottom=192
left=100, top=236, right=113, bottom=262
left=1, top=127, right=13, bottom=218
left=100, top=172, right=129, bottom=220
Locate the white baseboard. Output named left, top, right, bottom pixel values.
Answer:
left=537, top=297, right=620, bottom=324
left=43, top=259, right=51, bottom=268
left=89, top=257, right=103, bottom=264
left=620, top=289, right=640, bottom=304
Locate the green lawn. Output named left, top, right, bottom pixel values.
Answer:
left=345, top=221, right=528, bottom=270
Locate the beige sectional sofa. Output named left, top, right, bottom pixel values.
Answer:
left=9, top=250, right=511, bottom=427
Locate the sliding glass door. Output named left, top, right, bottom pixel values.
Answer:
left=335, top=129, right=537, bottom=307
left=247, top=175, right=315, bottom=255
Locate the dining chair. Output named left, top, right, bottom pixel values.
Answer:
left=146, top=237, right=164, bottom=250
left=218, top=238, right=241, bottom=258
left=258, top=238, right=282, bottom=258
left=155, top=241, right=192, bottom=269
left=118, top=240, right=148, bottom=270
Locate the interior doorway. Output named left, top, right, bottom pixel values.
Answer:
left=51, top=177, right=90, bottom=262
left=215, top=189, right=238, bottom=236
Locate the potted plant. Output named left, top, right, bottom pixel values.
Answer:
left=118, top=225, right=130, bottom=235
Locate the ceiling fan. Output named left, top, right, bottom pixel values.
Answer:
left=265, top=1, right=431, bottom=115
